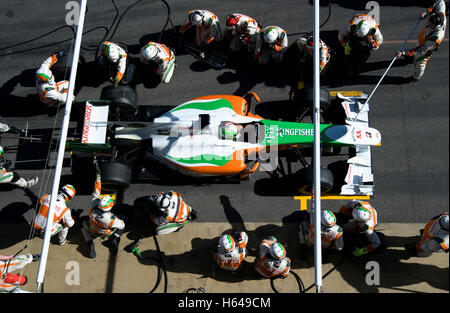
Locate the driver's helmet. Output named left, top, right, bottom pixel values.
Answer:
left=219, top=234, right=236, bottom=252
left=226, top=14, right=240, bottom=29
left=269, top=242, right=286, bottom=259
left=354, top=21, right=371, bottom=38
left=352, top=205, right=372, bottom=222
left=321, top=210, right=337, bottom=229
left=220, top=122, right=239, bottom=139
left=141, top=43, right=158, bottom=61
left=263, top=27, right=279, bottom=44
left=191, top=11, right=205, bottom=26
left=58, top=184, right=76, bottom=202
left=35, top=68, right=54, bottom=84
left=105, top=44, right=120, bottom=63
left=98, top=195, right=115, bottom=212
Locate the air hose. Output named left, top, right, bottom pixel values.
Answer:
left=127, top=234, right=168, bottom=293
left=270, top=271, right=305, bottom=293
left=302, top=252, right=346, bottom=293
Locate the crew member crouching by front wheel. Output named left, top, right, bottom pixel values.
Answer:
left=80, top=163, right=125, bottom=258
left=254, top=236, right=291, bottom=279
left=338, top=200, right=381, bottom=257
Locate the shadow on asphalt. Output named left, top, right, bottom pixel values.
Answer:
left=119, top=198, right=449, bottom=292
left=0, top=189, right=39, bottom=249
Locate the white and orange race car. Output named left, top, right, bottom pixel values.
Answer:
left=67, top=86, right=381, bottom=196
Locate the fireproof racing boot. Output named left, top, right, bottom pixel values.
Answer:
left=88, top=240, right=96, bottom=258
left=189, top=209, right=198, bottom=221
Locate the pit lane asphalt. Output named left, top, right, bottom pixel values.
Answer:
left=0, top=0, right=448, bottom=233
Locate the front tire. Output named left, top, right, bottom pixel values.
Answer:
left=295, top=166, right=334, bottom=195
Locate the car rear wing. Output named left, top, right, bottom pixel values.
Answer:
left=66, top=100, right=111, bottom=154
left=337, top=92, right=376, bottom=196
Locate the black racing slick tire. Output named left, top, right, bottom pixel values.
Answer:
left=52, top=53, right=86, bottom=81
left=100, top=161, right=131, bottom=192
left=294, top=87, right=331, bottom=113
left=295, top=166, right=334, bottom=195
left=100, top=85, right=138, bottom=118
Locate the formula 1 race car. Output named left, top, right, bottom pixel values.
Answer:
left=67, top=85, right=381, bottom=196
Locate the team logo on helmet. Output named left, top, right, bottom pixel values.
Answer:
left=98, top=195, right=114, bottom=212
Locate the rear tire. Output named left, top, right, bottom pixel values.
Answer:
left=295, top=166, right=334, bottom=195
left=100, top=85, right=138, bottom=119
left=100, top=161, right=131, bottom=192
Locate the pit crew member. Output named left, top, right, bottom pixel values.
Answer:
left=254, top=26, right=288, bottom=64
left=140, top=41, right=176, bottom=83
left=33, top=184, right=76, bottom=246
left=338, top=200, right=381, bottom=256
left=254, top=236, right=291, bottom=278
left=213, top=232, right=249, bottom=272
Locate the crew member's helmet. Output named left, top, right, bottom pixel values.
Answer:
left=226, top=14, right=240, bottom=28
left=106, top=44, right=120, bottom=63
left=304, top=35, right=324, bottom=55
left=155, top=192, right=172, bottom=212
left=352, top=205, right=372, bottom=222
left=439, top=214, right=449, bottom=232
left=58, top=184, right=76, bottom=202
left=263, top=27, right=279, bottom=44
left=269, top=242, right=286, bottom=259
left=219, top=234, right=236, bottom=252
left=98, top=195, right=115, bottom=212
left=35, top=68, right=54, bottom=84
left=321, top=210, right=337, bottom=229
left=191, top=11, right=205, bottom=25
left=429, top=13, right=444, bottom=27
left=141, top=43, right=158, bottom=61
left=354, top=21, right=371, bottom=38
